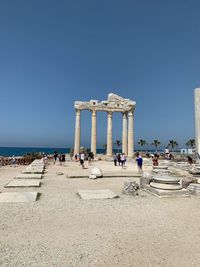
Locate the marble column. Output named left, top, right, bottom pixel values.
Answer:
left=74, top=109, right=81, bottom=155
left=91, top=110, right=97, bottom=155
left=128, top=110, right=134, bottom=157
left=107, top=112, right=113, bottom=157
left=122, top=112, right=128, bottom=155
left=194, top=88, right=200, bottom=156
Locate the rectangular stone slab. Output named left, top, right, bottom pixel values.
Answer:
left=15, top=174, right=42, bottom=179
left=78, top=189, right=119, bottom=200
left=22, top=170, right=43, bottom=174
left=5, top=180, right=41, bottom=188
left=0, top=192, right=38, bottom=203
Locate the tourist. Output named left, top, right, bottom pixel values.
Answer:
left=113, top=154, right=117, bottom=166
left=135, top=152, right=143, bottom=173
left=187, top=156, right=193, bottom=165
left=117, top=153, right=121, bottom=165
left=58, top=154, right=62, bottom=165
left=62, top=154, right=66, bottom=165
left=120, top=153, right=126, bottom=169
left=152, top=154, right=159, bottom=166
left=80, top=153, right=85, bottom=168
left=53, top=151, right=58, bottom=164
left=11, top=155, right=16, bottom=167
left=74, top=154, right=78, bottom=161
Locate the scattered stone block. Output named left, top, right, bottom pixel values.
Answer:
left=78, top=189, right=119, bottom=200
left=188, top=183, right=200, bottom=195
left=153, top=166, right=168, bottom=170
left=90, top=167, right=103, bottom=178
left=0, top=192, right=39, bottom=203
left=89, top=174, right=97, bottom=179
left=181, top=177, right=197, bottom=188
left=15, top=174, right=42, bottom=179
left=5, top=180, right=41, bottom=188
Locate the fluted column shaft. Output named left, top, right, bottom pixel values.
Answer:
left=128, top=110, right=134, bottom=157
left=122, top=112, right=128, bottom=155
left=107, top=112, right=113, bottom=156
left=74, top=109, right=81, bottom=155
left=195, top=88, right=200, bottom=156
left=91, top=110, right=97, bottom=155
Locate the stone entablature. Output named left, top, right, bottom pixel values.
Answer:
left=73, top=93, right=136, bottom=157
left=75, top=93, right=136, bottom=112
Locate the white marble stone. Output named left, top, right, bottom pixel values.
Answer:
left=90, top=167, right=103, bottom=178
left=195, top=88, right=200, bottom=156
left=78, top=189, right=119, bottom=199
left=5, top=180, right=41, bottom=188
left=150, top=182, right=182, bottom=190
left=15, top=173, right=42, bottom=179
left=0, top=192, right=38, bottom=203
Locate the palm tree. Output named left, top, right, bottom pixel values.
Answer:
left=138, top=139, right=146, bottom=152
left=151, top=140, right=161, bottom=151
left=168, top=140, right=178, bottom=151
left=114, top=140, right=122, bottom=153
left=186, top=139, right=195, bottom=149
left=102, top=144, right=107, bottom=154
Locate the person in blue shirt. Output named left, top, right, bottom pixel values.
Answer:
left=136, top=152, right=143, bottom=173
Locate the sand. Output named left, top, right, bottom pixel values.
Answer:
left=0, top=159, right=200, bottom=267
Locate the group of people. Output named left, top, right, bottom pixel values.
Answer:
left=113, top=153, right=126, bottom=168
left=74, top=151, right=94, bottom=168
left=53, top=151, right=66, bottom=165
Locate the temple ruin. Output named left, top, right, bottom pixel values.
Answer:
left=73, top=93, right=136, bottom=157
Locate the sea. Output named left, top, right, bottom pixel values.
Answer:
left=0, top=147, right=107, bottom=157
left=0, top=147, right=169, bottom=157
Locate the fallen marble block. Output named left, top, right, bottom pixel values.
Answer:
left=187, top=183, right=200, bottom=195
left=181, top=177, right=197, bottom=188
left=78, top=189, right=118, bottom=200
left=90, top=167, right=103, bottom=178
left=15, top=173, right=42, bottom=179
left=0, top=192, right=39, bottom=203
left=153, top=166, right=168, bottom=170
left=189, top=169, right=200, bottom=175
left=5, top=180, right=41, bottom=188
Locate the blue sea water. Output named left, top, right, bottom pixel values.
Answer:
left=0, top=147, right=168, bottom=157
left=0, top=147, right=108, bottom=157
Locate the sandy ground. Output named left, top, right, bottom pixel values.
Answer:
left=0, top=159, right=200, bottom=267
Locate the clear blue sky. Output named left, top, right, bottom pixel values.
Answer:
left=0, top=0, right=199, bottom=149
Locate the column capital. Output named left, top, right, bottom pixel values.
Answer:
left=91, top=110, right=97, bottom=116
left=128, top=110, right=134, bottom=117
left=76, top=109, right=81, bottom=115
left=107, top=111, right=113, bottom=117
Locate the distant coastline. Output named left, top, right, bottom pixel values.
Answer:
left=0, top=147, right=179, bottom=157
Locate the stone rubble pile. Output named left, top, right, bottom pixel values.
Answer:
left=123, top=181, right=139, bottom=196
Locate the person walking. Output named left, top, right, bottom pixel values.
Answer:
left=113, top=154, right=117, bottom=166
left=120, top=153, right=126, bottom=169
left=80, top=153, right=85, bottom=168
left=136, top=152, right=143, bottom=174
left=53, top=151, right=58, bottom=164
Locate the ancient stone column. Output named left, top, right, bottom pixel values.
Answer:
left=91, top=110, right=97, bottom=155
left=74, top=109, right=81, bottom=155
left=194, top=88, right=200, bottom=156
left=122, top=112, right=128, bottom=155
left=128, top=110, right=134, bottom=157
left=107, top=112, right=113, bottom=157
